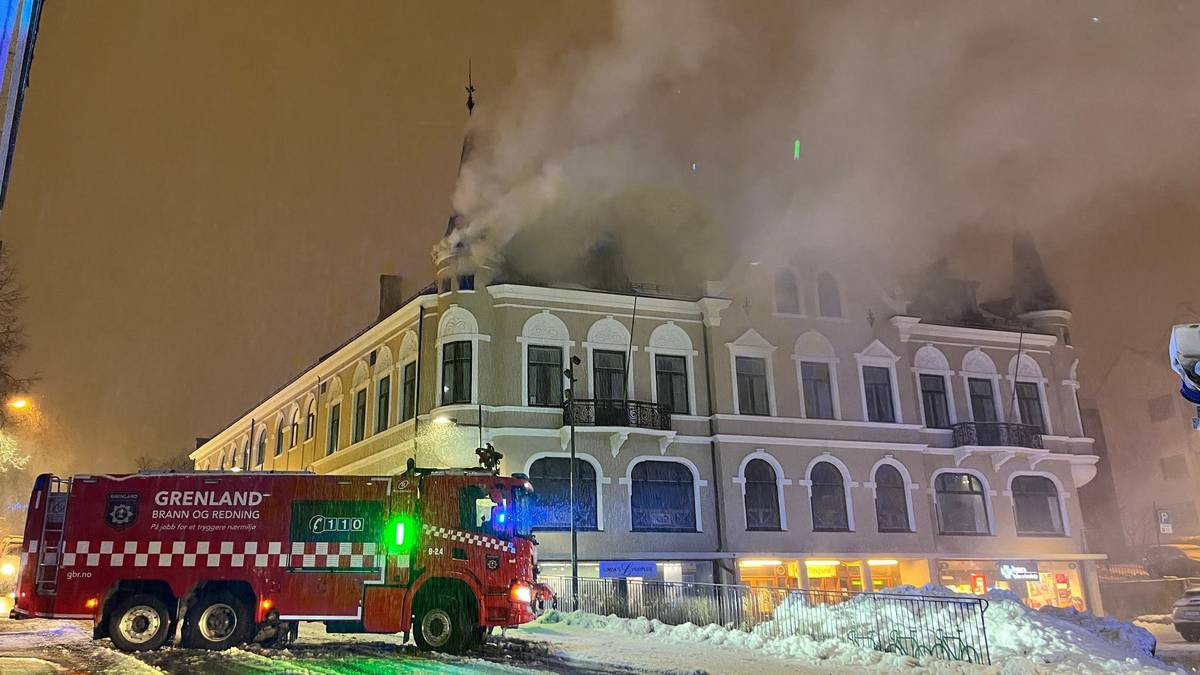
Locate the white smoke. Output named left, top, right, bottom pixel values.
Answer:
left=446, top=0, right=1200, bottom=293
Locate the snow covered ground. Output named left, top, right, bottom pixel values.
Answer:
left=523, top=586, right=1183, bottom=674
left=0, top=587, right=1188, bottom=674
left=1138, top=620, right=1200, bottom=673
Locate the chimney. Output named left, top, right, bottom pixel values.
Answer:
left=195, top=437, right=211, bottom=450
left=378, top=275, right=405, bottom=321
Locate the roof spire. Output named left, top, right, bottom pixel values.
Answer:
left=465, top=59, right=476, bottom=116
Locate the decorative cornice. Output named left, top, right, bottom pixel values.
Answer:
left=890, top=316, right=1058, bottom=348
left=487, top=284, right=701, bottom=317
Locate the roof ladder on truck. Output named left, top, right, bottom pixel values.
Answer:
left=34, top=476, right=71, bottom=596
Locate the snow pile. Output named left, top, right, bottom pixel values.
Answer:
left=1037, top=604, right=1158, bottom=657
left=534, top=585, right=1181, bottom=674
left=1136, top=615, right=1175, bottom=626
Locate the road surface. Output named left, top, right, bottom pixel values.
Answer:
left=0, top=618, right=647, bottom=674
left=1142, top=621, right=1200, bottom=672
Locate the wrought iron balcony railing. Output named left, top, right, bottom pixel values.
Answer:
left=951, top=421, right=1043, bottom=449
left=564, top=398, right=672, bottom=431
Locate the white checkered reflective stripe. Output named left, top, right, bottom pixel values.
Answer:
left=421, top=524, right=516, bottom=553
left=56, top=541, right=380, bottom=570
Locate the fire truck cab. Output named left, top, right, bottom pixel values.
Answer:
left=12, top=452, right=542, bottom=654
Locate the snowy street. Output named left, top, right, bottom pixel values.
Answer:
left=1140, top=622, right=1200, bottom=673
left=0, top=619, right=616, bottom=675
left=0, top=617, right=844, bottom=675
left=0, top=595, right=1191, bottom=675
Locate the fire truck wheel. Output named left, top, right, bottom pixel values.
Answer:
left=107, top=594, right=172, bottom=652
left=183, top=592, right=252, bottom=650
left=413, top=599, right=472, bottom=654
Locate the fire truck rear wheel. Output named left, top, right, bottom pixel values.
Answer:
left=107, top=593, right=172, bottom=652
left=183, top=592, right=252, bottom=650
left=413, top=599, right=472, bottom=654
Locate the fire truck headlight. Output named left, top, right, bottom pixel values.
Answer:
left=0, top=563, right=15, bottom=576
left=511, top=584, right=532, bottom=604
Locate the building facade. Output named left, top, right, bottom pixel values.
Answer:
left=1085, top=348, right=1200, bottom=552
left=192, top=250, right=1104, bottom=612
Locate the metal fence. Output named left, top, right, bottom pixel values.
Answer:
left=564, top=399, right=672, bottom=430
left=541, top=576, right=990, bottom=665
left=951, top=421, right=1042, bottom=449
left=1096, top=562, right=1151, bottom=582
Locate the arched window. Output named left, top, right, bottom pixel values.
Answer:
left=240, top=440, right=250, bottom=470
left=744, top=459, right=781, bottom=531
left=305, top=400, right=316, bottom=440
left=874, top=464, right=910, bottom=532
left=274, top=417, right=285, bottom=457
left=219, top=454, right=226, bottom=471
left=935, top=473, right=990, bottom=535
left=528, top=457, right=598, bottom=531
left=817, top=272, right=843, bottom=318
left=810, top=461, right=849, bottom=531
left=290, top=409, right=301, bottom=447
left=1012, top=475, right=1065, bottom=535
left=255, top=429, right=267, bottom=467
left=631, top=461, right=696, bottom=532
left=775, top=270, right=801, bottom=314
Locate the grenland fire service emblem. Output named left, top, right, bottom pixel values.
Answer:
left=105, top=492, right=140, bottom=530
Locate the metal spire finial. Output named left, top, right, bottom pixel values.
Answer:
left=465, top=59, right=476, bottom=116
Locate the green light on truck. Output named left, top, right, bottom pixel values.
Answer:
left=384, top=513, right=419, bottom=555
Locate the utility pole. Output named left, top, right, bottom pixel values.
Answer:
left=1154, top=501, right=1161, bottom=549
left=564, top=354, right=581, bottom=609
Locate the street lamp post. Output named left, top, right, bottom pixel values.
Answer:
left=564, top=355, right=581, bottom=609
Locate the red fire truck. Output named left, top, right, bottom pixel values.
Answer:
left=11, top=454, right=543, bottom=654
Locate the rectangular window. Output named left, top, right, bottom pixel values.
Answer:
left=919, top=374, right=952, bottom=428
left=736, top=356, right=770, bottom=415
left=1148, top=394, right=1175, bottom=422
left=1160, top=453, right=1190, bottom=481
left=968, top=378, right=998, bottom=422
left=593, top=350, right=627, bottom=401
left=375, top=375, right=391, bottom=434
left=528, top=345, right=564, bottom=407
left=655, top=354, right=689, bottom=414
left=352, top=389, right=367, bottom=443
left=327, top=403, right=341, bottom=454
left=862, top=366, right=895, bottom=423
left=441, top=341, right=472, bottom=405
left=801, top=361, right=835, bottom=419
left=400, top=362, right=416, bottom=422
left=457, top=274, right=475, bottom=291
left=1015, top=381, right=1045, bottom=433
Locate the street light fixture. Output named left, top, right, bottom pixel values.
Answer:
left=7, top=398, right=27, bottom=409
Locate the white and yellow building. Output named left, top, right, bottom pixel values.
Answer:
left=192, top=241, right=1105, bottom=612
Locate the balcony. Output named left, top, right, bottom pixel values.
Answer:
left=564, top=399, right=672, bottom=431
left=951, top=421, right=1043, bottom=449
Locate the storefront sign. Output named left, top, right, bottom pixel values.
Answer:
left=999, top=561, right=1040, bottom=581
left=600, top=560, right=658, bottom=578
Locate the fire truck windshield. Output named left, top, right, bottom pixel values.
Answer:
left=459, top=483, right=534, bottom=540
left=512, top=485, right=534, bottom=539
